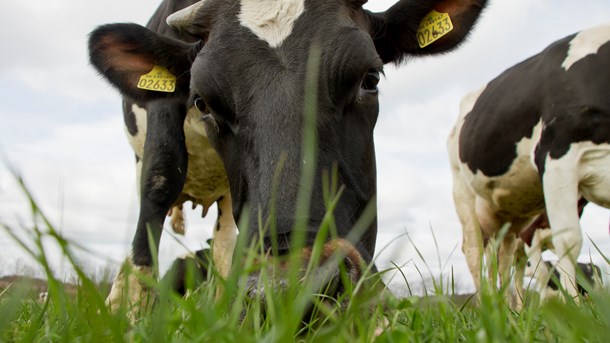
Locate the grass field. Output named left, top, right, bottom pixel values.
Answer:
left=2, top=176, right=610, bottom=342
left=2, top=261, right=610, bottom=342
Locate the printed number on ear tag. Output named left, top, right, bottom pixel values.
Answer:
left=137, top=65, right=177, bottom=93
left=417, top=10, right=453, bottom=48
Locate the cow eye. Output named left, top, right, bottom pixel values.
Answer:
left=194, top=96, right=221, bottom=132
left=361, top=69, right=380, bottom=92
left=194, top=96, right=209, bottom=115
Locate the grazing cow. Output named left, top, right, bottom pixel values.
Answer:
left=92, top=0, right=237, bottom=311
left=90, top=0, right=487, bottom=313
left=525, top=255, right=603, bottom=297
left=448, top=24, right=610, bottom=307
left=164, top=242, right=212, bottom=295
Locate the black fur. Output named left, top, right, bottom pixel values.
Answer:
left=132, top=99, right=188, bottom=267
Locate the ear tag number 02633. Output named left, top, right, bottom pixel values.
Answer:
left=417, top=10, right=453, bottom=48
left=137, top=65, right=177, bottom=93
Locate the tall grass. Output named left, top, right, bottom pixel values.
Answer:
left=2, top=166, right=610, bottom=342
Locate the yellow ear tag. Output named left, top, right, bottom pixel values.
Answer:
left=137, top=65, right=177, bottom=93
left=417, top=10, right=453, bottom=48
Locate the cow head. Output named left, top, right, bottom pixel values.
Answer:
left=90, top=0, right=486, bottom=299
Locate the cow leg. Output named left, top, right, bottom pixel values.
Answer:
left=107, top=100, right=188, bottom=314
left=512, top=240, right=526, bottom=310
left=497, top=232, right=519, bottom=309
left=212, top=195, right=237, bottom=279
left=542, top=158, right=582, bottom=300
left=524, top=228, right=555, bottom=299
left=452, top=173, right=484, bottom=293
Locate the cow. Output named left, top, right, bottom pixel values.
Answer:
left=89, top=0, right=488, bottom=315
left=90, top=0, right=237, bottom=312
left=163, top=242, right=212, bottom=295
left=524, top=232, right=603, bottom=299
left=544, top=262, right=603, bottom=296
left=448, top=24, right=610, bottom=308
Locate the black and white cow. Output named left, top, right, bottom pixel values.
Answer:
left=523, top=232, right=603, bottom=298
left=90, top=0, right=237, bottom=310
left=90, top=0, right=487, bottom=313
left=448, top=24, right=610, bottom=306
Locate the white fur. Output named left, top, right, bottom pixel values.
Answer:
left=106, top=258, right=154, bottom=320
left=562, top=24, right=610, bottom=71
left=127, top=104, right=147, bottom=162
left=542, top=142, right=610, bottom=297
left=448, top=88, right=486, bottom=300
left=239, top=0, right=305, bottom=48
left=523, top=228, right=557, bottom=299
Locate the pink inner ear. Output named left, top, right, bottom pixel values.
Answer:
left=103, top=41, right=156, bottom=90
left=106, top=43, right=155, bottom=74
left=96, top=34, right=154, bottom=76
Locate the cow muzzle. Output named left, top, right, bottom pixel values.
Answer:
left=244, top=238, right=367, bottom=304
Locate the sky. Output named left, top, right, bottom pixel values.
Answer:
left=1, top=0, right=609, bottom=295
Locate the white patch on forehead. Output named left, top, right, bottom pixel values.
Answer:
left=562, top=24, right=610, bottom=71
left=239, top=0, right=305, bottom=48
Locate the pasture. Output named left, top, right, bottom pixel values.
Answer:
left=1, top=182, right=610, bottom=342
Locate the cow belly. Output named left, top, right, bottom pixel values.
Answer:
left=577, top=143, right=610, bottom=208
left=462, top=119, right=545, bottom=233
left=464, top=157, right=545, bottom=235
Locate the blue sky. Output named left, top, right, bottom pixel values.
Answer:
left=1, top=0, right=609, bottom=294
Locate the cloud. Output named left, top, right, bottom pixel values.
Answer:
left=0, top=1, right=159, bottom=104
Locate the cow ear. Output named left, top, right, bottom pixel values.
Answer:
left=368, top=0, right=487, bottom=64
left=89, top=23, right=199, bottom=101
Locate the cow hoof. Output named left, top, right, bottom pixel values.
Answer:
left=105, top=258, right=156, bottom=320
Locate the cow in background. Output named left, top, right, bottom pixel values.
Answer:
left=90, top=0, right=488, bottom=315
left=94, top=0, right=237, bottom=312
left=448, top=24, right=610, bottom=308
left=524, top=228, right=603, bottom=298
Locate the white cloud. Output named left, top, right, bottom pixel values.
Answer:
left=0, top=1, right=159, bottom=103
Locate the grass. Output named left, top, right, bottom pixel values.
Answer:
left=1, top=172, right=610, bottom=342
